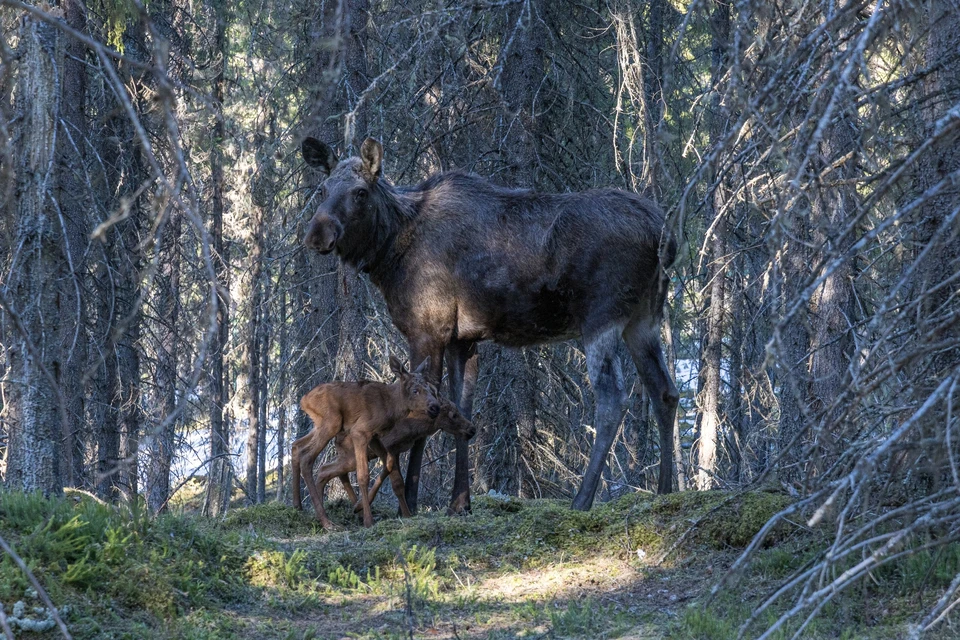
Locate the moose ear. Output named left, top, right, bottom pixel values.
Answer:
left=302, top=137, right=337, bottom=176
left=389, top=355, right=405, bottom=377
left=413, top=356, right=431, bottom=375
left=359, top=137, right=383, bottom=182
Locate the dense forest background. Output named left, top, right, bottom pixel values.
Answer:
left=1, top=0, right=958, bottom=634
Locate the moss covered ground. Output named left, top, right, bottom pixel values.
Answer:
left=0, top=488, right=949, bottom=639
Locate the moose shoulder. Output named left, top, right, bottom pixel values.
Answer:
left=302, top=136, right=679, bottom=513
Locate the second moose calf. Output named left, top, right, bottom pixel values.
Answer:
left=332, top=398, right=477, bottom=515
left=292, top=356, right=439, bottom=529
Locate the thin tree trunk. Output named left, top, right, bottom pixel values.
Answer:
left=205, top=2, right=231, bottom=516
left=663, top=312, right=687, bottom=491
left=245, top=200, right=264, bottom=503
left=148, top=211, right=180, bottom=513
left=695, top=0, right=731, bottom=491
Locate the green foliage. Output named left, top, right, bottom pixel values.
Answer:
left=246, top=549, right=308, bottom=588
left=549, top=598, right=630, bottom=638
left=0, top=491, right=248, bottom=627
left=103, top=0, right=137, bottom=52
left=397, top=544, right=440, bottom=603
left=677, top=605, right=739, bottom=640
left=327, top=564, right=365, bottom=591
left=894, top=542, right=960, bottom=594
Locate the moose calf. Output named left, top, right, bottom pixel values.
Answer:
left=324, top=398, right=476, bottom=516
left=292, top=356, right=439, bottom=529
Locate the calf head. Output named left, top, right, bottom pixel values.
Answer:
left=434, top=399, right=477, bottom=440
left=301, top=137, right=383, bottom=254
left=389, top=355, right=441, bottom=419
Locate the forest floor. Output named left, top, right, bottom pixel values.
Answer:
left=0, top=487, right=949, bottom=639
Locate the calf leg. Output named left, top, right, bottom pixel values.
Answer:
left=446, top=340, right=478, bottom=515
left=337, top=474, right=358, bottom=505
left=292, top=418, right=340, bottom=519
left=352, top=431, right=376, bottom=527
left=623, top=317, right=680, bottom=495
left=357, top=441, right=409, bottom=516
left=313, top=457, right=356, bottom=529
left=572, top=326, right=629, bottom=511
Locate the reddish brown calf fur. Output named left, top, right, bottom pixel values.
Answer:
left=291, top=356, right=438, bottom=529
left=324, top=398, right=476, bottom=514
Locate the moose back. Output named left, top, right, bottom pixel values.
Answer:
left=301, top=137, right=679, bottom=513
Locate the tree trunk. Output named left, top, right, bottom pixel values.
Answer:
left=57, top=0, right=90, bottom=488
left=205, top=2, right=232, bottom=516
left=695, top=0, right=731, bottom=491
left=4, top=16, right=64, bottom=496
left=245, top=201, right=264, bottom=503
left=148, top=210, right=180, bottom=513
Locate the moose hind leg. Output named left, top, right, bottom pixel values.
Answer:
left=623, top=318, right=679, bottom=495
left=573, top=327, right=629, bottom=511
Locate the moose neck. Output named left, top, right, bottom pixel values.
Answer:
left=337, top=180, right=416, bottom=277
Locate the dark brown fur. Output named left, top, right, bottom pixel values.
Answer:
left=301, top=137, right=679, bottom=513
left=291, top=356, right=439, bottom=528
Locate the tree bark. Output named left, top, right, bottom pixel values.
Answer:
left=4, top=16, right=64, bottom=496
left=148, top=211, right=180, bottom=513
left=57, top=0, right=90, bottom=488
left=695, top=0, right=731, bottom=491
left=245, top=201, right=264, bottom=503
left=205, top=1, right=232, bottom=516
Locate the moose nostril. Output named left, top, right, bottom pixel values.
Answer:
left=428, top=404, right=440, bottom=419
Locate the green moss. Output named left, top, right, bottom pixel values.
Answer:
left=699, top=491, right=792, bottom=549
left=222, top=501, right=325, bottom=538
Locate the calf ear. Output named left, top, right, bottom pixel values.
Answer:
left=413, top=356, right=431, bottom=375
left=389, top=355, right=405, bottom=377
left=360, top=137, right=383, bottom=182
left=302, top=137, right=337, bottom=176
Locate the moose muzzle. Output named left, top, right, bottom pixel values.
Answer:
left=304, top=214, right=341, bottom=253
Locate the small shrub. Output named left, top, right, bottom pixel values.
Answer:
left=246, top=549, right=308, bottom=588
left=327, top=564, right=365, bottom=591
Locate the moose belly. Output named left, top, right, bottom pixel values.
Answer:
left=455, top=283, right=581, bottom=346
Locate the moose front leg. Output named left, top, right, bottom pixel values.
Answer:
left=403, top=340, right=445, bottom=514
left=446, top=340, right=478, bottom=515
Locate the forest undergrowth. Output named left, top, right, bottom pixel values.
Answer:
left=1, top=487, right=956, bottom=639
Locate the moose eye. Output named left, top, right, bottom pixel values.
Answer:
left=318, top=186, right=327, bottom=201
left=354, top=188, right=368, bottom=203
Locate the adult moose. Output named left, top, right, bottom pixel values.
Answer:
left=301, top=136, right=679, bottom=513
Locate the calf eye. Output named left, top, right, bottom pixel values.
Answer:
left=354, top=188, right=368, bottom=203
left=319, top=186, right=327, bottom=201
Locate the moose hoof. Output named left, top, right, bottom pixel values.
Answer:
left=446, top=495, right=472, bottom=516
